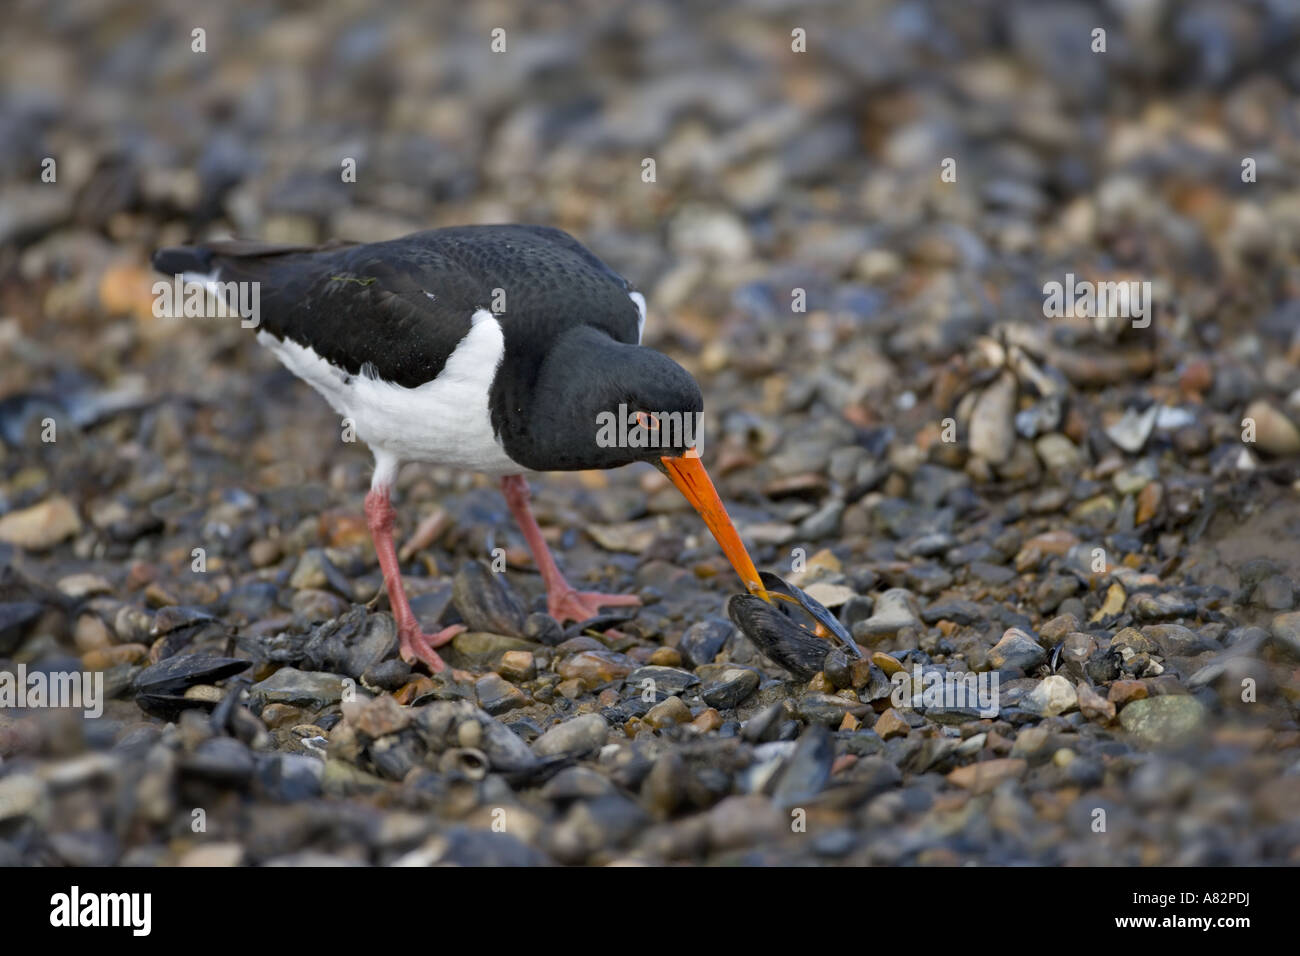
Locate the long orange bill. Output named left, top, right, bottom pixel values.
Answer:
left=659, top=453, right=771, bottom=602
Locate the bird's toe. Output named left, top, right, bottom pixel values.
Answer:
left=548, top=588, right=640, bottom=623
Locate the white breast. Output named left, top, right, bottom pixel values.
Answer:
left=256, top=308, right=523, bottom=476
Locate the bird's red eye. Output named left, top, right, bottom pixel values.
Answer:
left=634, top=411, right=660, bottom=431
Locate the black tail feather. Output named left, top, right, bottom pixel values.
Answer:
left=151, top=246, right=213, bottom=276
left=150, top=239, right=348, bottom=277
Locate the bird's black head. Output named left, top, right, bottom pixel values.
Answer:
left=495, top=323, right=770, bottom=600
left=496, top=325, right=703, bottom=471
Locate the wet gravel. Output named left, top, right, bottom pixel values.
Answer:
left=2, top=0, right=1300, bottom=865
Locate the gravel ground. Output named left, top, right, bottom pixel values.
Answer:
left=2, top=0, right=1300, bottom=866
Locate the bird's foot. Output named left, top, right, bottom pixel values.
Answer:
left=547, top=588, right=640, bottom=624
left=398, top=623, right=466, bottom=674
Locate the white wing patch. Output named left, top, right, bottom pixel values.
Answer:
left=256, top=308, right=521, bottom=475
left=629, top=291, right=646, bottom=344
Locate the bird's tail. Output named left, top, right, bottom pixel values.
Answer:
left=150, top=240, right=336, bottom=280
left=150, top=244, right=213, bottom=277
left=149, top=239, right=354, bottom=330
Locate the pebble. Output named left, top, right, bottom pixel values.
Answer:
left=988, top=628, right=1047, bottom=671
left=700, top=668, right=760, bottom=709
left=475, top=674, right=528, bottom=716
left=533, top=714, right=609, bottom=757
left=678, top=617, right=733, bottom=669
left=873, top=708, right=910, bottom=740
left=795, top=693, right=870, bottom=727
left=1038, top=613, right=1079, bottom=643
left=1105, top=406, right=1158, bottom=453
left=769, top=724, right=833, bottom=805
left=802, top=581, right=855, bottom=609
left=1253, top=576, right=1295, bottom=611
left=1076, top=686, right=1118, bottom=723
left=181, top=737, right=256, bottom=786
left=0, top=774, right=47, bottom=823
left=852, top=588, right=919, bottom=638
left=947, top=758, right=1027, bottom=795
left=557, top=650, right=636, bottom=688
left=1136, top=481, right=1163, bottom=524
left=0, top=496, right=82, bottom=550
left=452, top=631, right=538, bottom=663
left=626, top=665, right=700, bottom=699
left=1243, top=400, right=1300, bottom=456
left=291, top=588, right=347, bottom=622
left=648, top=647, right=682, bottom=667
left=969, top=373, right=1017, bottom=465
left=1108, top=679, right=1150, bottom=707
left=250, top=668, right=346, bottom=710
left=57, top=573, right=113, bottom=599
left=73, top=613, right=114, bottom=652
left=178, top=843, right=245, bottom=867
left=1119, top=696, right=1207, bottom=746
left=83, top=643, right=148, bottom=670
left=498, top=650, right=536, bottom=683
left=706, top=795, right=786, bottom=850
left=644, top=696, right=692, bottom=729
left=289, top=549, right=329, bottom=590
left=691, top=708, right=723, bottom=733
left=1035, top=433, right=1082, bottom=471
left=1021, top=676, right=1077, bottom=717
left=1271, top=612, right=1300, bottom=657
left=1142, top=623, right=1217, bottom=658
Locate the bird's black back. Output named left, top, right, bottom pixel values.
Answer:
left=151, top=225, right=643, bottom=390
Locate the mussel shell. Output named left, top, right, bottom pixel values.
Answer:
left=728, top=594, right=830, bottom=681
left=758, top=572, right=860, bottom=657
left=150, top=605, right=219, bottom=637
left=135, top=693, right=221, bottom=721
left=131, top=654, right=251, bottom=696
left=452, top=560, right=528, bottom=637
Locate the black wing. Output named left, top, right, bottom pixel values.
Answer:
left=151, top=225, right=642, bottom=389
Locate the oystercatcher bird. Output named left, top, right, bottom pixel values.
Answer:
left=152, top=225, right=766, bottom=672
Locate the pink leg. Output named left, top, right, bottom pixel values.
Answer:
left=365, top=484, right=464, bottom=672
left=499, top=475, right=640, bottom=623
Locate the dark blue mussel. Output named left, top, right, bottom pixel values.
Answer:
left=727, top=571, right=861, bottom=681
